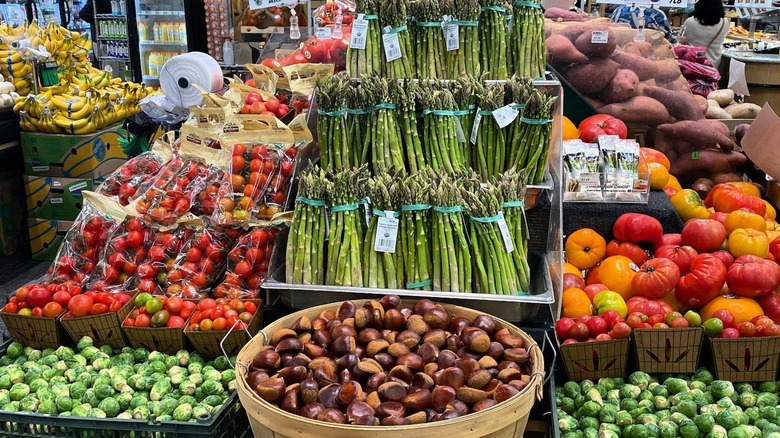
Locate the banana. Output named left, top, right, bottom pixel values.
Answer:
left=50, top=95, right=87, bottom=115
left=0, top=51, right=22, bottom=63
left=65, top=97, right=95, bottom=120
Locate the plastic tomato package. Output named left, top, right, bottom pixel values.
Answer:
left=48, top=192, right=127, bottom=285
left=165, top=222, right=237, bottom=298
left=95, top=137, right=173, bottom=205
left=88, top=216, right=156, bottom=292
left=133, top=222, right=199, bottom=295
left=213, top=224, right=280, bottom=299
left=213, top=115, right=295, bottom=226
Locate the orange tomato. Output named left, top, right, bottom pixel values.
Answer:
left=563, top=262, right=582, bottom=278
left=725, top=181, right=762, bottom=198
left=598, top=256, right=640, bottom=300
left=724, top=209, right=766, bottom=234
left=562, top=288, right=593, bottom=318
left=640, top=147, right=671, bottom=171
left=562, top=116, right=579, bottom=140
left=638, top=162, right=670, bottom=190
left=765, top=200, right=777, bottom=221
left=701, top=295, right=764, bottom=324
left=729, top=228, right=770, bottom=258
left=565, top=228, right=607, bottom=270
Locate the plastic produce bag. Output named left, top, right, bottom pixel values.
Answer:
left=213, top=224, right=281, bottom=299
left=133, top=222, right=199, bottom=295
left=88, top=216, right=156, bottom=292
left=95, top=135, right=173, bottom=205
left=165, top=222, right=236, bottom=298
left=48, top=192, right=127, bottom=285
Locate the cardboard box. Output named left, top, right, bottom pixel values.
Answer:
left=28, top=218, right=73, bottom=261
left=25, top=176, right=94, bottom=220
left=633, top=327, right=703, bottom=374
left=560, top=338, right=629, bottom=381
left=1, top=311, right=70, bottom=349
left=710, top=337, right=780, bottom=382
left=20, top=125, right=128, bottom=180
left=60, top=292, right=136, bottom=349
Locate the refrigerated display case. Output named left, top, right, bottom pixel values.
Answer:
left=24, top=0, right=90, bottom=32
left=94, top=10, right=133, bottom=76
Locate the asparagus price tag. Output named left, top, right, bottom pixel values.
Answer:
left=470, top=109, right=482, bottom=144
left=374, top=214, right=399, bottom=253
left=442, top=16, right=459, bottom=51
left=316, top=27, right=332, bottom=39
left=497, top=212, right=514, bottom=253
left=492, top=104, right=519, bottom=129
left=350, top=17, right=368, bottom=49
left=591, top=30, right=609, bottom=44
left=382, top=28, right=402, bottom=62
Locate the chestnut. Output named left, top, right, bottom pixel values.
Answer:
left=317, top=408, right=347, bottom=424
left=467, top=369, right=492, bottom=389
left=366, top=338, right=390, bottom=357
left=473, top=398, right=498, bottom=412
left=456, top=387, right=487, bottom=405
left=384, top=309, right=406, bottom=331
left=478, top=356, right=499, bottom=369
left=278, top=365, right=307, bottom=385
left=402, top=388, right=431, bottom=411
left=270, top=328, right=298, bottom=345
left=379, top=294, right=401, bottom=311
left=396, top=353, right=424, bottom=371
left=275, top=337, right=303, bottom=355
left=332, top=335, right=357, bottom=356
left=354, top=307, right=373, bottom=329
left=436, top=409, right=460, bottom=421
left=313, top=367, right=338, bottom=386
left=352, top=414, right=380, bottom=425
left=507, top=379, right=528, bottom=392
left=406, top=315, right=431, bottom=336
left=366, top=391, right=382, bottom=410
left=312, top=329, right=333, bottom=348
left=289, top=315, right=312, bottom=332
left=413, top=299, right=435, bottom=316
left=375, top=401, right=406, bottom=419
left=396, top=330, right=421, bottom=349
left=346, top=401, right=375, bottom=422
left=430, top=386, right=456, bottom=413
left=504, top=348, right=530, bottom=365
left=422, top=329, right=447, bottom=348
left=378, top=381, right=407, bottom=402
left=299, top=402, right=326, bottom=419
left=448, top=317, right=470, bottom=336
left=338, top=301, right=357, bottom=321
left=331, top=324, right=357, bottom=340
left=246, top=370, right=269, bottom=388
left=419, top=343, right=439, bottom=364
left=388, top=342, right=411, bottom=358
left=340, top=368, right=352, bottom=384
left=455, top=347, right=480, bottom=361
left=255, top=377, right=286, bottom=403
left=454, top=357, right=480, bottom=377
left=411, top=372, right=435, bottom=391
left=435, top=367, right=465, bottom=389
left=298, top=332, right=312, bottom=344
left=498, top=361, right=521, bottom=371
left=498, top=368, right=523, bottom=384
left=445, top=335, right=462, bottom=352
left=423, top=307, right=450, bottom=330
left=462, top=327, right=491, bottom=353
left=358, top=328, right=382, bottom=344
left=374, top=353, right=395, bottom=371
left=450, top=400, right=469, bottom=416
left=317, top=383, right=342, bottom=408
left=381, top=416, right=411, bottom=425
left=336, top=380, right=364, bottom=407
left=252, top=349, right=281, bottom=370
left=356, top=358, right=383, bottom=375
left=471, top=315, right=498, bottom=336
left=494, top=383, right=520, bottom=402
left=423, top=363, right=439, bottom=377
left=437, top=350, right=459, bottom=369
left=319, top=310, right=337, bottom=322
left=303, top=343, right=328, bottom=359
left=336, top=353, right=359, bottom=370
left=495, top=330, right=525, bottom=349
left=312, top=317, right=329, bottom=331
left=406, top=411, right=427, bottom=424
left=281, top=386, right=300, bottom=413
left=301, top=378, right=319, bottom=404
left=382, top=330, right=397, bottom=344
left=366, top=372, right=388, bottom=393
left=309, top=357, right=337, bottom=374
left=388, top=365, right=413, bottom=384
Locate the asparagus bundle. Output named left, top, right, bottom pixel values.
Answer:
left=419, top=83, right=465, bottom=174
left=286, top=167, right=331, bottom=285
left=363, top=172, right=405, bottom=288
left=472, top=83, right=506, bottom=181
left=399, top=173, right=433, bottom=290
left=411, top=0, right=446, bottom=79
left=450, top=77, right=478, bottom=167
left=441, top=0, right=480, bottom=79
left=346, top=84, right=371, bottom=167
left=463, top=183, right=518, bottom=295
left=431, top=177, right=472, bottom=292
left=346, top=0, right=381, bottom=77
left=364, top=75, right=407, bottom=173
left=326, top=166, right=370, bottom=286
left=316, top=73, right=350, bottom=171
left=496, top=167, right=530, bottom=293
left=504, top=3, right=515, bottom=76
left=507, top=87, right=557, bottom=184
left=479, top=0, right=509, bottom=79
left=397, top=80, right=426, bottom=174
left=379, top=0, right=414, bottom=78
left=505, top=76, right=532, bottom=170
left=512, top=0, right=546, bottom=79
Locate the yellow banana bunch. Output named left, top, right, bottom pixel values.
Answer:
left=38, top=108, right=64, bottom=134
left=18, top=110, right=39, bottom=132
left=53, top=104, right=98, bottom=135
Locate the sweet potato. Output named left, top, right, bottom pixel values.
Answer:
left=734, top=124, right=750, bottom=147
left=725, top=103, right=762, bottom=119
left=652, top=42, right=674, bottom=60
left=641, top=86, right=702, bottom=121
left=600, top=96, right=670, bottom=125
left=661, top=76, right=692, bottom=94
left=706, top=106, right=732, bottom=120
left=611, top=50, right=658, bottom=81
left=657, top=120, right=737, bottom=152
left=710, top=172, right=743, bottom=184
left=670, top=149, right=747, bottom=183
left=655, top=60, right=683, bottom=84
left=554, top=24, right=589, bottom=42
left=693, top=95, right=708, bottom=115
left=560, top=59, right=619, bottom=95
left=574, top=27, right=617, bottom=58
left=622, top=41, right=653, bottom=57
left=598, top=69, right=639, bottom=104
left=701, top=119, right=730, bottom=137
left=546, top=35, right=589, bottom=66
left=708, top=89, right=735, bottom=107
left=544, top=7, right=589, bottom=22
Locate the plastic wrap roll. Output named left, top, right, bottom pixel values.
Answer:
left=159, top=51, right=224, bottom=108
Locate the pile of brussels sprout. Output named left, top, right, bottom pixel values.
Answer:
left=0, top=337, right=236, bottom=422
left=557, top=368, right=780, bottom=438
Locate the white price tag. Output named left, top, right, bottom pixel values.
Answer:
left=374, top=214, right=399, bottom=253
left=470, top=110, right=482, bottom=144
left=591, top=30, right=609, bottom=44
left=454, top=117, right=466, bottom=143
left=350, top=17, right=368, bottom=49
left=289, top=15, right=301, bottom=40
left=492, top=104, right=519, bottom=129
left=442, top=17, right=459, bottom=51
left=316, top=27, right=332, bottom=39
left=578, top=173, right=601, bottom=186
left=51, top=198, right=63, bottom=204
left=382, top=28, right=402, bottom=62
left=69, top=181, right=88, bottom=193
left=496, top=212, right=514, bottom=253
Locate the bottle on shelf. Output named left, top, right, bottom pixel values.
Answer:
left=153, top=22, right=161, bottom=41
left=138, top=21, right=147, bottom=40
left=178, top=22, right=186, bottom=43
left=167, top=22, right=175, bottom=42
left=222, top=38, right=233, bottom=65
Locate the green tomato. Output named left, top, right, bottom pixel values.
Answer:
left=151, top=310, right=171, bottom=328
left=134, top=293, right=152, bottom=308
left=145, top=298, right=164, bottom=314
left=704, top=317, right=725, bottom=337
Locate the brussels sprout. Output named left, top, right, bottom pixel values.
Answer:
left=187, top=373, right=203, bottom=386
left=75, top=337, right=93, bottom=351
left=735, top=383, right=753, bottom=393
left=164, top=356, right=178, bottom=369
left=150, top=379, right=172, bottom=402
left=133, top=405, right=151, bottom=420
left=759, top=406, right=780, bottom=422
left=688, top=380, right=706, bottom=391
left=140, top=376, right=156, bottom=392
left=727, top=425, right=761, bottom=438
left=149, top=361, right=167, bottom=375
left=28, top=378, right=48, bottom=393
left=693, top=412, right=715, bottom=433
left=678, top=419, right=698, bottom=438
left=8, top=369, right=23, bottom=385
left=221, top=370, right=236, bottom=386
left=764, top=423, right=780, bottom=433
left=55, top=396, right=73, bottom=413
left=560, top=397, right=575, bottom=413
left=69, top=382, right=88, bottom=400
left=170, top=372, right=186, bottom=386
left=116, top=392, right=132, bottom=411
left=200, top=394, right=222, bottom=407
left=97, top=345, right=112, bottom=356
left=70, top=403, right=89, bottom=417
left=24, top=349, right=41, bottom=362
left=621, top=398, right=639, bottom=412
left=40, top=354, right=58, bottom=367
left=97, top=397, right=120, bottom=417
left=171, top=403, right=193, bottom=422
left=582, top=427, right=598, bottom=438
left=170, top=350, right=189, bottom=367
left=664, top=378, right=689, bottom=395
left=201, top=380, right=223, bottom=397
left=80, top=346, right=100, bottom=361
left=110, top=376, right=127, bottom=392
left=651, top=395, right=669, bottom=410
left=129, top=348, right=148, bottom=363
left=188, top=363, right=203, bottom=375
left=1, top=401, right=19, bottom=411
left=54, top=346, right=75, bottom=361
left=156, top=414, right=173, bottom=422
left=203, top=369, right=222, bottom=383
left=153, top=398, right=178, bottom=417
left=85, top=407, right=106, bottom=418
left=584, top=388, right=604, bottom=406
left=92, top=358, right=110, bottom=371
left=620, top=384, right=642, bottom=400
left=718, top=409, right=744, bottom=430
left=19, top=395, right=39, bottom=412
left=691, top=388, right=709, bottom=408
left=628, top=372, right=653, bottom=390
left=193, top=387, right=204, bottom=401
left=598, top=378, right=624, bottom=392
left=629, top=406, right=651, bottom=419
left=712, top=381, right=736, bottom=400
left=0, top=375, right=11, bottom=391
left=670, top=412, right=689, bottom=425
left=191, top=404, right=209, bottom=418
left=638, top=399, right=655, bottom=411
left=211, top=356, right=229, bottom=372
left=674, top=400, right=697, bottom=418
left=759, top=381, right=779, bottom=393
left=117, top=411, right=133, bottom=420
left=36, top=389, right=55, bottom=403
left=37, top=399, right=57, bottom=415
left=757, top=393, right=780, bottom=408
left=0, top=392, right=9, bottom=406
left=558, top=415, right=579, bottom=433
left=127, top=394, right=146, bottom=409
left=659, top=420, right=678, bottom=438
left=598, top=403, right=618, bottom=424
left=766, top=433, right=780, bottom=438
left=718, top=398, right=735, bottom=409
left=94, top=384, right=114, bottom=400
left=6, top=342, right=23, bottom=359
left=9, top=383, right=30, bottom=401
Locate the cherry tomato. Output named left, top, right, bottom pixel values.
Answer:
left=90, top=303, right=109, bottom=315
left=3, top=303, right=18, bottom=313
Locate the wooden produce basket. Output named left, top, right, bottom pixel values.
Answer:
left=1, top=311, right=69, bottom=349
left=710, top=336, right=780, bottom=383
left=560, top=338, right=629, bottom=381
left=184, top=299, right=263, bottom=359
left=123, top=324, right=186, bottom=355
left=236, top=300, right=545, bottom=438
left=59, top=292, right=137, bottom=349
left=633, top=327, right=703, bottom=374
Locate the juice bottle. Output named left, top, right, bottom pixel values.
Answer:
left=153, top=22, right=160, bottom=42
left=167, top=22, right=175, bottom=42
left=138, top=22, right=147, bottom=41
left=178, top=22, right=186, bottom=43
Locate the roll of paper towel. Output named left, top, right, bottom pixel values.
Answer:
left=159, top=51, right=224, bottom=108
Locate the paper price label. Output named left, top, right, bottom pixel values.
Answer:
left=382, top=29, right=402, bottom=62
left=497, top=212, right=514, bottom=253
left=470, top=109, right=482, bottom=144
left=578, top=173, right=601, bottom=186
left=51, top=198, right=63, bottom=204
left=69, top=181, right=88, bottom=193
left=492, top=104, right=519, bottom=129
left=443, top=22, right=459, bottom=51
left=350, top=18, right=368, bottom=49
left=332, top=24, right=343, bottom=39
left=316, top=27, right=332, bottom=39
left=591, top=30, right=609, bottom=44
left=374, top=215, right=399, bottom=253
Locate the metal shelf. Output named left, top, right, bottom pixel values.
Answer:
left=96, top=14, right=126, bottom=19
left=142, top=75, right=159, bottom=80
left=137, top=10, right=185, bottom=16
left=97, top=36, right=128, bottom=40
left=139, top=40, right=187, bottom=46
left=99, top=56, right=130, bottom=61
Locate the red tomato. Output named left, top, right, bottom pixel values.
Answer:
left=613, top=213, right=663, bottom=245
left=655, top=245, right=699, bottom=276
left=245, top=92, right=262, bottom=105
left=726, top=255, right=780, bottom=298
left=199, top=298, right=216, bottom=310
left=187, top=247, right=203, bottom=263
left=135, top=313, right=151, bottom=328
left=191, top=272, right=208, bottom=288
left=109, top=299, right=122, bottom=313
left=578, top=114, right=628, bottom=143
left=167, top=296, right=184, bottom=315
left=211, top=304, right=225, bottom=319
left=126, top=230, right=144, bottom=249
left=632, top=258, right=681, bottom=299
left=213, top=317, right=228, bottom=330
left=138, top=279, right=156, bottom=293
left=245, top=302, right=257, bottom=314
left=124, top=318, right=134, bottom=327
left=31, top=307, right=43, bottom=317
left=3, top=303, right=17, bottom=313
left=69, top=294, right=94, bottom=317
left=167, top=315, right=186, bottom=328
left=90, top=303, right=109, bottom=315
left=27, top=288, right=52, bottom=308
left=676, top=254, right=727, bottom=308
left=52, top=291, right=71, bottom=307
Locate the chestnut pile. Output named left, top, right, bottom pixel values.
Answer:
left=245, top=295, right=536, bottom=426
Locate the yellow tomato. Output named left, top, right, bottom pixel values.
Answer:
left=665, top=175, right=683, bottom=192
left=729, top=228, right=770, bottom=258
left=563, top=262, right=583, bottom=278
left=639, top=162, right=670, bottom=190
left=670, top=189, right=711, bottom=222
left=562, top=288, right=593, bottom=318
left=726, top=181, right=762, bottom=198
left=598, top=255, right=639, bottom=300
left=565, top=228, right=607, bottom=270
left=724, top=209, right=766, bottom=234
left=765, top=200, right=777, bottom=221
left=562, top=116, right=579, bottom=140
left=701, top=295, right=764, bottom=324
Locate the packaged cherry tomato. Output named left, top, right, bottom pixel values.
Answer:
left=165, top=222, right=236, bottom=298
left=95, top=135, right=173, bottom=205
left=212, top=115, right=295, bottom=226
left=48, top=192, right=127, bottom=286
left=181, top=117, right=224, bottom=150
left=88, top=216, right=156, bottom=292
left=131, top=141, right=225, bottom=227
left=133, top=221, right=199, bottom=295
left=213, top=223, right=282, bottom=299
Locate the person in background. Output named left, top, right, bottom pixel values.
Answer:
left=610, top=5, right=677, bottom=43
left=679, top=0, right=729, bottom=67
left=79, top=0, right=112, bottom=41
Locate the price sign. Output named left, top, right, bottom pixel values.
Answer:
left=382, top=28, right=402, bottom=62
left=350, top=16, right=368, bottom=49
left=442, top=16, right=459, bottom=51
left=492, top=104, right=519, bottom=129
left=374, top=214, right=399, bottom=253
left=591, top=30, right=609, bottom=44
left=316, top=27, right=332, bottom=39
